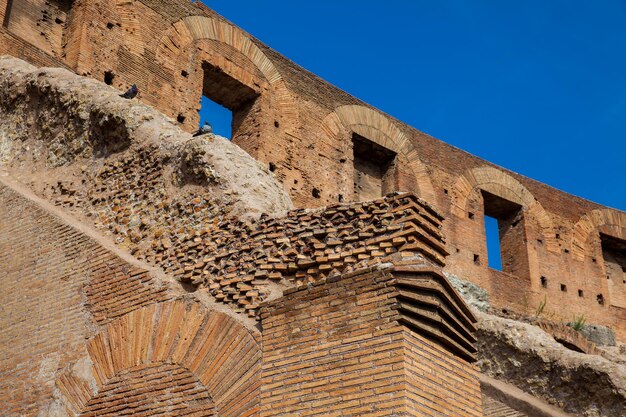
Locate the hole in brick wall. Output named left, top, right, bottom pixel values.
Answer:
left=312, top=188, right=321, bottom=199
left=600, top=233, right=626, bottom=308
left=541, top=276, right=547, bottom=288
left=556, top=233, right=560, bottom=239
left=444, top=188, right=449, bottom=194
left=177, top=114, right=186, bottom=124
left=199, top=61, right=259, bottom=141
left=340, top=158, right=346, bottom=163
left=481, top=190, right=526, bottom=276
left=55, top=17, right=63, bottom=24
left=597, top=294, right=605, bottom=305
left=274, top=120, right=279, bottom=128
left=352, top=133, right=397, bottom=201
left=106, top=22, right=114, bottom=29
left=104, top=71, right=114, bottom=85
left=2, top=0, right=12, bottom=28
left=537, top=239, right=543, bottom=244
left=468, top=212, right=475, bottom=219
left=564, top=248, right=570, bottom=253
left=592, top=257, right=597, bottom=263
left=560, top=284, right=567, bottom=292
left=181, top=70, right=189, bottom=77
left=578, top=289, right=584, bottom=297
left=338, top=194, right=344, bottom=202
left=473, top=254, right=480, bottom=265
left=268, top=162, right=276, bottom=172
left=293, top=179, right=298, bottom=184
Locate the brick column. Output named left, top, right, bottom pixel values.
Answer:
left=260, top=262, right=482, bottom=416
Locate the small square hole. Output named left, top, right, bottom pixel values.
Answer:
left=578, top=289, right=584, bottom=297
left=560, top=284, right=567, bottom=292
left=597, top=294, right=605, bottom=305
left=473, top=254, right=480, bottom=265
left=468, top=212, right=475, bottom=219
left=540, top=276, right=547, bottom=288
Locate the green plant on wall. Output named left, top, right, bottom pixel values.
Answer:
left=534, top=295, right=547, bottom=318
left=571, top=314, right=586, bottom=331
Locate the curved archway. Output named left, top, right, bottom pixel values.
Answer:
left=451, top=166, right=557, bottom=252
left=56, top=300, right=261, bottom=417
left=572, top=208, right=626, bottom=261
left=320, top=105, right=437, bottom=205
left=156, top=15, right=282, bottom=84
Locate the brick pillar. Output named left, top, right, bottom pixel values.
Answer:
left=260, top=262, right=482, bottom=416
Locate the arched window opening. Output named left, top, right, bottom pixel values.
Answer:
left=197, top=61, right=260, bottom=141
left=481, top=190, right=529, bottom=278
left=352, top=133, right=397, bottom=201
left=601, top=233, right=626, bottom=308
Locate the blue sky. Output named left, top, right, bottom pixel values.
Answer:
left=200, top=0, right=625, bottom=215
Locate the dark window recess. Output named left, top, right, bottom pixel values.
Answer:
left=481, top=190, right=529, bottom=278
left=578, top=289, right=584, bottom=297
left=3, top=0, right=14, bottom=28
left=352, top=133, right=397, bottom=201
left=312, top=188, right=321, bottom=199
left=104, top=71, right=114, bottom=85
left=560, top=284, right=567, bottom=292
left=597, top=294, right=605, bottom=305
left=177, top=114, right=186, bottom=124
left=601, top=234, right=626, bottom=309
left=338, top=194, right=344, bottom=203
left=181, top=70, right=189, bottom=77
left=106, top=22, right=114, bottom=29
left=540, top=276, right=547, bottom=288
left=268, top=162, right=276, bottom=172
left=468, top=212, right=475, bottom=219
left=473, top=254, right=480, bottom=265
left=198, top=61, right=260, bottom=140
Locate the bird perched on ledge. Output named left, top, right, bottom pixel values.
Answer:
left=120, top=84, right=138, bottom=99
left=193, top=121, right=213, bottom=137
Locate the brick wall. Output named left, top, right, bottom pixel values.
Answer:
left=260, top=265, right=482, bottom=416
left=0, top=181, right=262, bottom=416
left=1, top=0, right=624, bottom=337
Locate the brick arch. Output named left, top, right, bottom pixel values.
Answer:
left=572, top=209, right=626, bottom=261
left=56, top=300, right=261, bottom=417
left=156, top=15, right=282, bottom=84
left=321, top=105, right=436, bottom=204
left=451, top=166, right=557, bottom=251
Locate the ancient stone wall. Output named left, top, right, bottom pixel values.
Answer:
left=260, top=264, right=482, bottom=416
left=1, top=0, right=620, bottom=338
left=0, top=180, right=263, bottom=416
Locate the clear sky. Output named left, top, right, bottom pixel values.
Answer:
left=199, top=0, right=626, bottom=215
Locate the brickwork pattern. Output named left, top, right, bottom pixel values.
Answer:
left=49, top=150, right=447, bottom=318
left=260, top=266, right=482, bottom=416
left=0, top=183, right=167, bottom=415
left=1, top=0, right=624, bottom=336
left=79, top=363, right=216, bottom=417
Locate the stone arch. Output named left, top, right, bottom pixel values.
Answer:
left=320, top=105, right=437, bottom=204
left=156, top=15, right=282, bottom=84
left=572, top=208, right=626, bottom=261
left=56, top=300, right=261, bottom=417
left=451, top=166, right=557, bottom=251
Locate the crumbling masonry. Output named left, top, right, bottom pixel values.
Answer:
left=0, top=1, right=624, bottom=416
